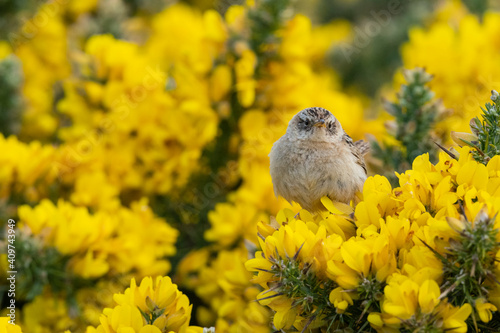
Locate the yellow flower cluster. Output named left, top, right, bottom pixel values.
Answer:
left=0, top=317, right=22, bottom=333
left=203, top=7, right=384, bottom=248
left=398, top=1, right=500, bottom=136
left=2, top=3, right=227, bottom=203
left=56, top=6, right=223, bottom=196
left=20, top=277, right=133, bottom=332
left=2, top=5, right=230, bottom=328
left=86, top=276, right=199, bottom=333
left=246, top=146, right=500, bottom=331
left=18, top=198, right=178, bottom=278
left=176, top=4, right=387, bottom=331
left=0, top=2, right=265, bottom=331
left=14, top=3, right=72, bottom=138
left=0, top=132, right=123, bottom=210
left=9, top=0, right=500, bottom=331
left=8, top=0, right=105, bottom=139
left=0, top=134, right=58, bottom=203
left=22, top=293, right=75, bottom=333
left=176, top=246, right=271, bottom=332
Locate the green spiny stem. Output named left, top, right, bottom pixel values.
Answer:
left=371, top=68, right=443, bottom=185
left=469, top=91, right=500, bottom=164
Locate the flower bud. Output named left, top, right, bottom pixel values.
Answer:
left=146, top=296, right=158, bottom=312
left=382, top=98, right=399, bottom=117
left=491, top=90, right=499, bottom=101
left=446, top=216, right=466, bottom=233
left=469, top=117, right=481, bottom=136
left=450, top=131, right=478, bottom=147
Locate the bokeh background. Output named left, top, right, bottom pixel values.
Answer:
left=1, top=0, right=500, bottom=331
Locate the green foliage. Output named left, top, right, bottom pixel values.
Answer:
left=139, top=296, right=167, bottom=325
left=317, top=0, right=434, bottom=96
left=262, top=247, right=379, bottom=332
left=399, top=314, right=444, bottom=333
left=12, top=231, right=69, bottom=300
left=316, top=0, right=494, bottom=97
left=466, top=91, right=500, bottom=164
left=0, top=55, right=23, bottom=136
left=425, top=210, right=499, bottom=331
left=357, top=275, right=383, bottom=313
left=89, top=0, right=129, bottom=38
left=0, top=0, right=37, bottom=40
left=462, top=0, right=488, bottom=16
left=123, top=0, right=168, bottom=14
left=247, top=0, right=290, bottom=68
left=371, top=68, right=443, bottom=184
left=12, top=230, right=93, bottom=302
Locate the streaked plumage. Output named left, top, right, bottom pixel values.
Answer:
left=269, top=107, right=368, bottom=212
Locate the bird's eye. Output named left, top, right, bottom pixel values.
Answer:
left=304, top=120, right=310, bottom=126
left=328, top=123, right=333, bottom=129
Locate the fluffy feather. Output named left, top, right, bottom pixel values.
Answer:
left=269, top=107, right=368, bottom=212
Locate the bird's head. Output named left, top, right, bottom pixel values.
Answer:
left=287, top=107, right=343, bottom=142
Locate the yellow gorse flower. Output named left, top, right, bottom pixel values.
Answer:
left=6, top=0, right=500, bottom=331
left=247, top=145, right=500, bottom=331
left=56, top=30, right=220, bottom=197
left=0, top=317, right=22, bottom=333
left=86, top=276, right=194, bottom=333
left=0, top=134, right=58, bottom=201
left=14, top=3, right=71, bottom=139
left=475, top=297, right=497, bottom=323
left=399, top=4, right=500, bottom=137
left=18, top=198, right=178, bottom=278
left=176, top=246, right=271, bottom=332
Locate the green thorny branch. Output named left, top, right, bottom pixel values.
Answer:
left=447, top=90, right=500, bottom=165
left=0, top=55, right=24, bottom=136
left=422, top=208, right=500, bottom=332
left=371, top=67, right=446, bottom=185
left=6, top=229, right=96, bottom=307
left=258, top=243, right=382, bottom=332
left=247, top=0, right=292, bottom=69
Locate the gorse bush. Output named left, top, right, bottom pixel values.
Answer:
left=247, top=101, right=500, bottom=332
left=1, top=0, right=500, bottom=333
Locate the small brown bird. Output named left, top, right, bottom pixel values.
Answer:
left=269, top=107, right=369, bottom=212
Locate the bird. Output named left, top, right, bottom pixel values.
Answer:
left=269, top=107, right=369, bottom=212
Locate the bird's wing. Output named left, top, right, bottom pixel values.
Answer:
left=354, top=139, right=370, bottom=156
left=343, top=134, right=367, bottom=175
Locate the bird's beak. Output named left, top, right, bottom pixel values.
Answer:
left=314, top=119, right=326, bottom=128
